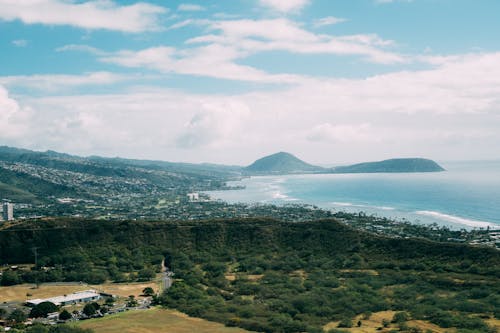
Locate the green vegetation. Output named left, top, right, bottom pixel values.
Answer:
left=332, top=158, right=445, bottom=173
left=0, top=218, right=498, bottom=332
left=142, top=287, right=155, bottom=296
left=29, top=302, right=58, bottom=318
left=59, top=310, right=72, bottom=321
left=244, top=151, right=324, bottom=175
left=23, top=325, right=93, bottom=333
left=83, top=303, right=101, bottom=317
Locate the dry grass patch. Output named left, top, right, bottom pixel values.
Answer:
left=407, top=320, right=452, bottom=333
left=225, top=274, right=237, bottom=281
left=92, top=281, right=158, bottom=298
left=486, top=318, right=500, bottom=330
left=323, top=311, right=452, bottom=333
left=225, top=274, right=263, bottom=282
left=0, top=281, right=158, bottom=303
left=339, top=269, right=379, bottom=276
left=77, top=307, right=251, bottom=333
left=0, top=284, right=90, bottom=302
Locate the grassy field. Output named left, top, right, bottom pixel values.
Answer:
left=0, top=281, right=158, bottom=303
left=77, top=307, right=250, bottom=333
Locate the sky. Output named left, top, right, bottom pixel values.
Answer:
left=1, top=0, right=500, bottom=165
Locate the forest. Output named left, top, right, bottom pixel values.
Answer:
left=1, top=218, right=499, bottom=332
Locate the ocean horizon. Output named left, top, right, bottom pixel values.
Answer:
left=207, top=160, right=500, bottom=230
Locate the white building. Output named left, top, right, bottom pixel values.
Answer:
left=26, top=290, right=101, bottom=307
left=187, top=192, right=199, bottom=201
left=2, top=202, right=14, bottom=221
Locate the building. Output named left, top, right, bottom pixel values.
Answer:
left=187, top=192, right=199, bottom=201
left=26, top=290, right=101, bottom=307
left=2, top=202, right=14, bottom=221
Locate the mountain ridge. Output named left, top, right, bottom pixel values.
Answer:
left=0, top=146, right=445, bottom=182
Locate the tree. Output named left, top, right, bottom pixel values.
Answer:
left=83, top=302, right=100, bottom=317
left=105, top=297, right=115, bottom=306
left=338, top=318, right=353, bottom=328
left=137, top=268, right=155, bottom=281
left=8, top=309, right=27, bottom=324
left=59, top=309, right=72, bottom=321
left=30, top=301, right=58, bottom=318
left=392, top=311, right=410, bottom=323
left=142, top=287, right=155, bottom=296
left=0, top=308, right=7, bottom=319
left=1, top=270, right=20, bottom=286
left=126, top=295, right=138, bottom=307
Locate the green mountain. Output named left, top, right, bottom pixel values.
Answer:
left=333, top=158, right=445, bottom=173
left=244, top=152, right=325, bottom=175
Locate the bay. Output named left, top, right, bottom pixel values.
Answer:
left=207, top=160, right=500, bottom=230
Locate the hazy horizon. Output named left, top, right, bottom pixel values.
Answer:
left=1, top=0, right=500, bottom=165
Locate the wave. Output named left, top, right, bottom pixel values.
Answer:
left=272, top=191, right=289, bottom=199
left=415, top=210, right=496, bottom=228
left=331, top=201, right=354, bottom=207
left=331, top=202, right=395, bottom=211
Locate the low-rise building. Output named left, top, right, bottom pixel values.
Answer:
left=26, top=290, right=101, bottom=307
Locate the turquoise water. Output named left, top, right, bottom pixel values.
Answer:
left=207, top=161, right=500, bottom=230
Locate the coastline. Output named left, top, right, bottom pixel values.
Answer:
left=206, top=170, right=500, bottom=231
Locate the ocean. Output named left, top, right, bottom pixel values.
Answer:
left=207, top=160, right=500, bottom=230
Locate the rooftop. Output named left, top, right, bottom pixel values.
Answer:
left=27, top=290, right=100, bottom=306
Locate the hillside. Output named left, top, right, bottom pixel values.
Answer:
left=0, top=218, right=498, bottom=333
left=244, top=152, right=324, bottom=175
left=0, top=146, right=234, bottom=205
left=333, top=158, right=445, bottom=173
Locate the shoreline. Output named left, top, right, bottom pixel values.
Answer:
left=206, top=173, right=500, bottom=231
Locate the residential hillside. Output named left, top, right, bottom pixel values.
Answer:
left=0, top=146, right=233, bottom=204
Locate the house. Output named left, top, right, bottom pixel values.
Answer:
left=26, top=290, right=101, bottom=307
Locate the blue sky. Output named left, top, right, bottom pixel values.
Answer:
left=1, top=0, right=500, bottom=164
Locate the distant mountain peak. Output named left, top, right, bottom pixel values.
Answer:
left=244, top=152, right=324, bottom=175
left=333, top=158, right=445, bottom=173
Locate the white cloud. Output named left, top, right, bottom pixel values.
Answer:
left=55, top=44, right=105, bottom=55
left=306, top=123, right=374, bottom=143
left=100, top=45, right=303, bottom=83
left=190, top=18, right=404, bottom=64
left=176, top=101, right=251, bottom=148
left=6, top=52, right=500, bottom=164
left=12, top=39, right=28, bottom=47
left=259, top=0, right=310, bottom=13
left=0, top=85, right=29, bottom=138
left=0, top=0, right=168, bottom=32
left=313, top=16, right=347, bottom=28
left=0, top=72, right=135, bottom=92
left=177, top=4, right=205, bottom=12
left=96, top=18, right=403, bottom=83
